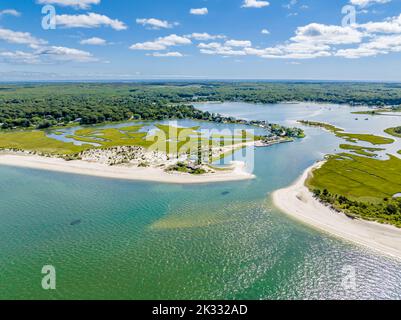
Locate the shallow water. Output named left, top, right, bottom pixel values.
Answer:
left=196, top=102, right=401, bottom=158
left=1, top=102, right=401, bottom=299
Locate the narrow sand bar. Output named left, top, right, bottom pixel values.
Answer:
left=0, top=154, right=254, bottom=184
left=272, top=162, right=401, bottom=260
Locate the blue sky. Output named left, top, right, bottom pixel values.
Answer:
left=0, top=0, right=400, bottom=81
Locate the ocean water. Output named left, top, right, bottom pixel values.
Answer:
left=1, top=102, right=401, bottom=300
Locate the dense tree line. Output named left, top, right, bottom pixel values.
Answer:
left=313, top=189, right=401, bottom=227
left=0, top=90, right=210, bottom=129
left=1, top=82, right=400, bottom=130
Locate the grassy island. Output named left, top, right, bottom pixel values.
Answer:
left=339, top=144, right=384, bottom=157
left=352, top=106, right=401, bottom=116
left=307, top=154, right=401, bottom=227
left=385, top=127, right=401, bottom=138
left=299, top=120, right=394, bottom=145
left=300, top=118, right=401, bottom=227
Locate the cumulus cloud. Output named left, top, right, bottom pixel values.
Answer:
left=359, top=13, right=401, bottom=33
left=196, top=10, right=401, bottom=61
left=80, top=37, right=107, bottom=45
left=37, top=46, right=97, bottom=62
left=291, top=23, right=364, bottom=45
left=261, top=29, right=270, bottom=35
left=336, top=34, right=401, bottom=58
left=197, top=22, right=365, bottom=59
left=0, top=46, right=97, bottom=64
left=130, top=34, right=191, bottom=51
left=0, top=50, right=40, bottom=64
left=198, top=42, right=248, bottom=56
left=242, top=0, right=270, bottom=8
left=56, top=13, right=127, bottom=30
left=330, top=13, right=401, bottom=58
left=190, top=8, right=208, bottom=15
left=37, top=0, right=101, bottom=9
left=147, top=52, right=184, bottom=57
left=350, top=0, right=391, bottom=7
left=186, top=33, right=226, bottom=41
left=136, top=18, right=178, bottom=29
left=0, top=28, right=47, bottom=48
left=225, top=39, right=252, bottom=47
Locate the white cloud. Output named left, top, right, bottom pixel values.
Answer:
left=0, top=9, right=21, bottom=17
left=242, top=0, right=270, bottom=8
left=198, top=42, right=223, bottom=50
left=201, top=48, right=247, bottom=56
left=38, top=46, right=98, bottom=62
left=197, top=39, right=253, bottom=57
left=0, top=50, right=40, bottom=64
left=291, top=23, right=364, bottom=45
left=336, top=34, right=401, bottom=58
left=189, top=10, right=401, bottom=61
left=129, top=42, right=166, bottom=51
left=225, top=40, right=252, bottom=47
left=80, top=37, right=107, bottom=45
left=0, top=46, right=97, bottom=64
left=240, top=42, right=331, bottom=59
left=350, top=0, right=391, bottom=8
left=130, top=34, right=191, bottom=51
left=136, top=18, right=178, bottom=29
left=198, top=42, right=248, bottom=56
left=147, top=52, right=184, bottom=57
left=187, top=33, right=226, bottom=41
left=56, top=13, right=127, bottom=30
left=0, top=28, right=47, bottom=48
left=37, top=0, right=101, bottom=9
left=261, top=29, right=270, bottom=35
left=248, top=23, right=362, bottom=59
left=359, top=14, right=401, bottom=33
left=197, top=23, right=359, bottom=60
left=190, top=8, right=208, bottom=15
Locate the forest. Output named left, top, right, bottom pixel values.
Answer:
left=1, top=81, right=401, bottom=130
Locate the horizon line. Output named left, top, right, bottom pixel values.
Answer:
left=0, top=79, right=401, bottom=84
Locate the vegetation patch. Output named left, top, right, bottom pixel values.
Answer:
left=307, top=154, right=401, bottom=227
left=385, top=127, right=401, bottom=138
left=166, top=162, right=207, bottom=175
left=67, top=126, right=152, bottom=149
left=339, top=144, right=384, bottom=157
left=0, top=130, right=90, bottom=155
left=352, top=106, right=401, bottom=115
left=299, top=120, right=394, bottom=145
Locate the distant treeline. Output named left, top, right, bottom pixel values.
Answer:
left=1, top=82, right=401, bottom=130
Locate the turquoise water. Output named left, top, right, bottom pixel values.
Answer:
left=1, top=102, right=401, bottom=299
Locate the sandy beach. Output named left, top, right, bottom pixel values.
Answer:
left=272, top=162, right=401, bottom=260
left=0, top=154, right=254, bottom=184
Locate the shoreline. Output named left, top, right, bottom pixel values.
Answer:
left=272, top=161, right=401, bottom=260
left=0, top=154, right=254, bottom=184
